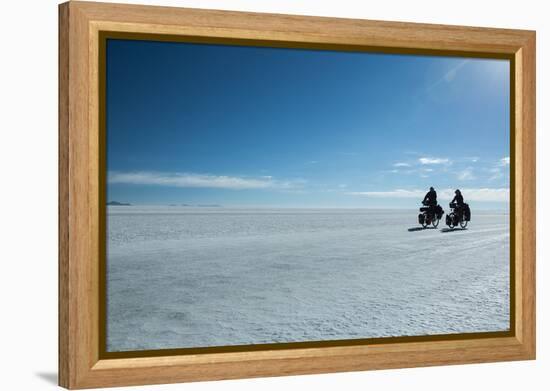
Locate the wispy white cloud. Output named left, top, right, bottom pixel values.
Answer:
left=450, top=188, right=508, bottom=202
left=108, top=171, right=299, bottom=190
left=347, top=189, right=423, bottom=198
left=346, top=188, right=508, bottom=202
left=488, top=157, right=510, bottom=181
left=386, top=157, right=444, bottom=177
left=419, top=157, right=451, bottom=165
left=444, top=60, right=469, bottom=82
left=386, top=166, right=434, bottom=177
left=427, top=60, right=469, bottom=91
left=499, top=156, right=510, bottom=166
left=488, top=167, right=503, bottom=181
left=457, top=168, right=476, bottom=181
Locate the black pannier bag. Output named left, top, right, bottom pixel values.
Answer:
left=418, top=213, right=425, bottom=225
left=464, top=203, right=471, bottom=221
left=436, top=204, right=444, bottom=218
left=420, top=206, right=429, bottom=212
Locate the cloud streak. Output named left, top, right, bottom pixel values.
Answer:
left=488, top=157, right=511, bottom=181
left=419, top=157, right=451, bottom=165
left=457, top=168, right=476, bottom=181
left=108, top=171, right=298, bottom=190
left=347, top=189, right=423, bottom=198
left=427, top=60, right=469, bottom=91
left=347, top=188, right=509, bottom=202
left=499, top=157, right=510, bottom=166
left=443, top=60, right=469, bottom=82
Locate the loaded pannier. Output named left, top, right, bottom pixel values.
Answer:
left=463, top=203, right=471, bottom=221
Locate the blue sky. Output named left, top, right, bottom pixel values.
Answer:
left=106, top=39, right=510, bottom=209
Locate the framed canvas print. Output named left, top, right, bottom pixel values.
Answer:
left=58, top=1, right=536, bottom=389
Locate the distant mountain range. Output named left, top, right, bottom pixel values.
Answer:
left=107, top=201, right=222, bottom=207
left=169, top=204, right=222, bottom=207
left=107, top=201, right=132, bottom=206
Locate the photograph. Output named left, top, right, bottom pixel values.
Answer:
left=105, top=38, right=511, bottom=352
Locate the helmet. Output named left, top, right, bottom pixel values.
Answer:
left=430, top=187, right=434, bottom=191
left=455, top=189, right=461, bottom=194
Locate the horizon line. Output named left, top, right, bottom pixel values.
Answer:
left=106, top=204, right=510, bottom=212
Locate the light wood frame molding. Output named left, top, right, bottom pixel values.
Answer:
left=59, top=1, right=536, bottom=389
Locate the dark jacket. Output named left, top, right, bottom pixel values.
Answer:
left=423, top=189, right=437, bottom=206
left=452, top=193, right=464, bottom=206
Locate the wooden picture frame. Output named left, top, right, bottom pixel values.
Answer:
left=59, top=1, right=536, bottom=389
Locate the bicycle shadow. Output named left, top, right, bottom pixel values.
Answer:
left=408, top=226, right=437, bottom=232
left=440, top=227, right=468, bottom=233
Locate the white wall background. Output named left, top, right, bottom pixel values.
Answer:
left=0, top=0, right=546, bottom=389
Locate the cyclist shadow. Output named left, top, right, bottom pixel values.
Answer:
left=440, top=227, right=468, bottom=233
left=408, top=227, right=437, bottom=232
